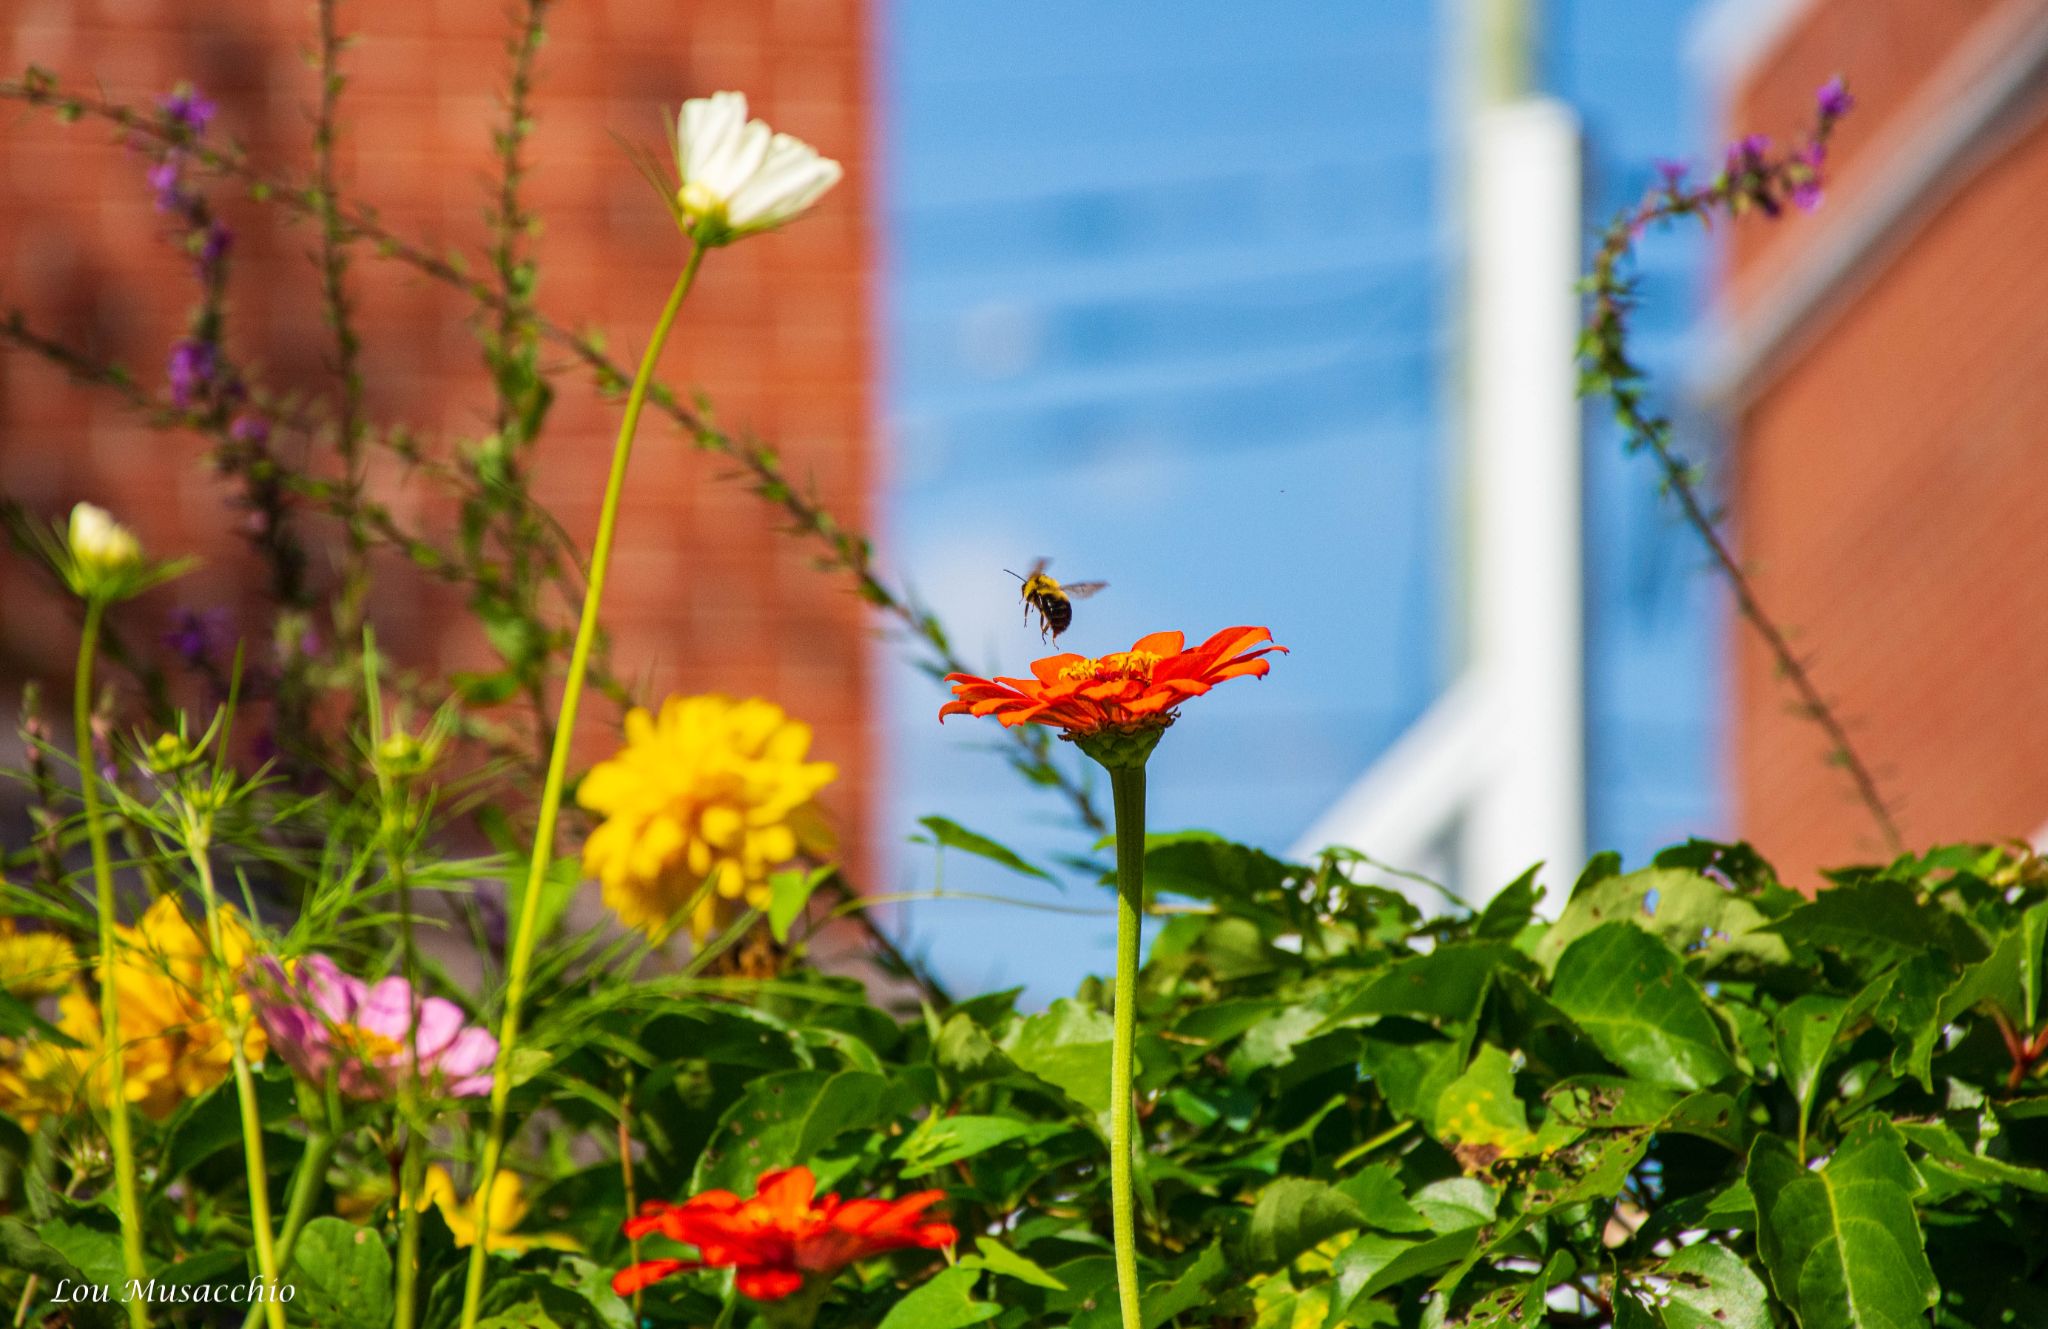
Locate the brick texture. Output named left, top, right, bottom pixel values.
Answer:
left=0, top=1, right=879, bottom=879
left=1723, top=0, right=2048, bottom=877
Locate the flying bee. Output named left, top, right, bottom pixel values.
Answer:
left=1007, top=558, right=1107, bottom=644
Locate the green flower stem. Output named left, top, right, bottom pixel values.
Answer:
left=395, top=1124, right=424, bottom=1329
left=186, top=837, right=284, bottom=1329
left=1106, top=761, right=1148, bottom=1329
left=75, top=598, right=150, bottom=1329
left=242, top=1119, right=334, bottom=1329
left=458, top=243, right=706, bottom=1329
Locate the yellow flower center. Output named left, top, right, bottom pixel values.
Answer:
left=1061, top=651, right=1159, bottom=685
left=334, top=1023, right=405, bottom=1062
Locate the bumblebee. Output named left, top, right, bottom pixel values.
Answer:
left=1008, top=558, right=1107, bottom=644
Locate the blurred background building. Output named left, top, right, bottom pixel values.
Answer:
left=6, top=1, right=2031, bottom=1004
left=1702, top=0, right=2048, bottom=872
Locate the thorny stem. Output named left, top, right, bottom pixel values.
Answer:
left=0, top=72, right=1110, bottom=839
left=459, top=247, right=705, bottom=1329
left=1106, top=763, right=1147, bottom=1329
left=75, top=599, right=151, bottom=1329
left=1582, top=104, right=1903, bottom=855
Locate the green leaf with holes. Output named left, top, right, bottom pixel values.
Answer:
left=1550, top=923, right=1736, bottom=1090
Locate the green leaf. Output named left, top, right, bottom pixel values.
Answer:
left=1244, top=1178, right=1365, bottom=1267
left=875, top=1266, right=1000, bottom=1329
left=1764, top=876, right=1985, bottom=971
left=1748, top=1121, right=1937, bottom=1329
left=1331, top=1228, right=1481, bottom=1307
left=1894, top=1120, right=2048, bottom=1197
left=693, top=1069, right=909, bottom=1192
left=1535, top=867, right=1787, bottom=974
left=1774, top=992, right=1854, bottom=1128
left=0, top=1219, right=118, bottom=1329
left=1550, top=923, right=1736, bottom=1090
left=1433, top=1043, right=1536, bottom=1157
left=1318, top=942, right=1523, bottom=1029
left=35, top=1217, right=126, bottom=1293
left=1654, top=1241, right=1770, bottom=1329
left=291, top=1217, right=395, bottom=1329
left=916, top=816, right=1054, bottom=882
left=1141, top=832, right=1294, bottom=905
left=768, top=866, right=831, bottom=944
left=894, top=1114, right=1058, bottom=1173
left=1474, top=866, right=1542, bottom=940
left=1332, top=1163, right=1432, bottom=1234
left=1002, top=998, right=1115, bottom=1116
left=959, top=1237, right=1067, bottom=1290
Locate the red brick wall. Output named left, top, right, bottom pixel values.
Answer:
left=1723, top=0, right=2048, bottom=874
left=0, top=2, right=879, bottom=875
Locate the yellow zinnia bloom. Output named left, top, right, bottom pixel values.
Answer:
left=0, top=917, right=79, bottom=998
left=418, top=1166, right=578, bottom=1252
left=0, top=896, right=265, bottom=1126
left=578, top=695, right=837, bottom=940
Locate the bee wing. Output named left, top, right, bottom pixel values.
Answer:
left=1062, top=581, right=1109, bottom=600
left=1025, top=557, right=1051, bottom=578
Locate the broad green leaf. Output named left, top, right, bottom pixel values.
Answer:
left=1433, top=1044, right=1537, bottom=1158
left=1140, top=1241, right=1229, bottom=1329
left=693, top=1069, right=908, bottom=1192
left=1318, top=942, right=1523, bottom=1030
left=1331, top=1228, right=1481, bottom=1307
left=0, top=1219, right=119, bottom=1329
left=1474, top=866, right=1542, bottom=940
left=2023, top=899, right=2048, bottom=1026
left=1764, top=876, right=1985, bottom=970
left=1894, top=1120, right=2048, bottom=1197
left=916, top=816, right=1054, bottom=883
left=768, top=866, right=831, bottom=944
left=959, top=1237, right=1067, bottom=1290
left=1408, top=1177, right=1497, bottom=1234
left=1867, top=950, right=1955, bottom=1089
left=1748, top=1122, right=1936, bottom=1329
left=1141, top=832, right=1294, bottom=904
left=875, top=1266, right=999, bottom=1329
left=1550, top=923, right=1735, bottom=1090
left=1452, top=1250, right=1571, bottom=1326
left=894, top=1114, right=1058, bottom=1173
left=1535, top=866, right=1789, bottom=975
left=1245, top=1178, right=1365, bottom=1267
left=291, top=1218, right=395, bottom=1329
left=1937, top=925, right=2026, bottom=1027
left=35, top=1218, right=126, bottom=1294
left=1656, top=1241, right=1771, bottom=1329
left=1003, top=998, right=1115, bottom=1115
left=1332, top=1162, right=1432, bottom=1234
left=1774, top=993, right=1854, bottom=1130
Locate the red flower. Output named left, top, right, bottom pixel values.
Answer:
left=940, top=626, right=1284, bottom=738
left=610, top=1166, right=957, bottom=1301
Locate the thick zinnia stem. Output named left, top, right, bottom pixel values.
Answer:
left=1106, top=761, right=1147, bottom=1329
left=188, top=841, right=284, bottom=1329
left=458, top=244, right=705, bottom=1329
left=242, top=1115, right=334, bottom=1329
left=395, top=1124, right=424, bottom=1329
left=75, top=599, right=150, bottom=1329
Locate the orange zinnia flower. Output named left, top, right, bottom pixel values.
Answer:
left=611, top=1166, right=957, bottom=1301
left=940, top=626, right=1285, bottom=739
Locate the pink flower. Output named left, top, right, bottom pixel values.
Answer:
left=249, top=955, right=496, bottom=1099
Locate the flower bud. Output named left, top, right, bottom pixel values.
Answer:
left=68, top=503, right=143, bottom=586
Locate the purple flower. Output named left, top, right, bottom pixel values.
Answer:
left=1654, top=158, right=1689, bottom=191
left=158, top=86, right=216, bottom=136
left=229, top=413, right=270, bottom=445
left=147, top=159, right=184, bottom=211
left=1817, top=77, right=1854, bottom=120
left=164, top=607, right=233, bottom=669
left=250, top=955, right=497, bottom=1100
left=198, top=220, right=233, bottom=268
left=1791, top=142, right=1828, bottom=212
left=168, top=339, right=219, bottom=408
left=1724, top=133, right=1771, bottom=176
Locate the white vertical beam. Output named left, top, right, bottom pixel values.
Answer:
left=1463, top=99, right=1585, bottom=898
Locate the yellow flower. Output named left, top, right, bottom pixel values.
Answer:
left=0, top=897, right=265, bottom=1127
left=0, top=918, right=78, bottom=998
left=578, top=695, right=837, bottom=940
left=67, top=502, right=143, bottom=581
left=418, top=1166, right=578, bottom=1252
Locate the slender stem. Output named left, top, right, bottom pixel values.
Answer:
left=617, top=1075, right=642, bottom=1316
left=242, top=1123, right=334, bottom=1329
left=1106, top=763, right=1147, bottom=1329
left=458, top=246, right=704, bottom=1329
left=188, top=837, right=284, bottom=1329
left=395, top=1125, right=424, bottom=1329
left=76, top=599, right=150, bottom=1329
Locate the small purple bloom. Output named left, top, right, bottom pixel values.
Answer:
left=1724, top=133, right=1771, bottom=176
left=1654, top=158, right=1689, bottom=191
left=164, top=607, right=233, bottom=669
left=158, top=86, right=216, bottom=136
left=229, top=413, right=270, bottom=445
left=249, top=955, right=497, bottom=1100
left=1791, top=142, right=1828, bottom=212
left=147, top=159, right=183, bottom=211
left=198, top=220, right=233, bottom=268
left=1817, top=77, right=1854, bottom=120
left=168, top=338, right=218, bottom=408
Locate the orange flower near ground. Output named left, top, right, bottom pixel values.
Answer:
left=940, top=626, right=1285, bottom=737
left=611, top=1166, right=956, bottom=1301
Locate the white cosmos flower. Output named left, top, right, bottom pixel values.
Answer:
left=672, top=91, right=842, bottom=243
left=68, top=503, right=143, bottom=579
